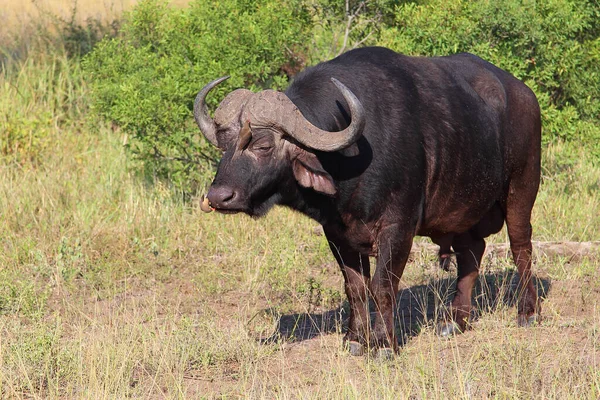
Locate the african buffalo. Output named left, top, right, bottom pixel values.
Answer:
left=195, top=47, right=541, bottom=357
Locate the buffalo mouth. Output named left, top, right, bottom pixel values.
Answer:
left=213, top=208, right=243, bottom=215
left=201, top=191, right=270, bottom=218
left=201, top=192, right=249, bottom=215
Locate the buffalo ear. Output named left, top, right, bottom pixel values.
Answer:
left=292, top=152, right=336, bottom=196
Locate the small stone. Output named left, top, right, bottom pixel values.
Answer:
left=347, top=341, right=365, bottom=356
left=436, top=321, right=462, bottom=338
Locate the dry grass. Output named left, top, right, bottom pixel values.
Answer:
left=0, top=0, right=190, bottom=61
left=0, top=0, right=190, bottom=26
left=1, top=0, right=136, bottom=24
left=0, top=0, right=131, bottom=53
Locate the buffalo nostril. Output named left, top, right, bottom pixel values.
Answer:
left=221, top=190, right=235, bottom=203
left=207, top=186, right=237, bottom=207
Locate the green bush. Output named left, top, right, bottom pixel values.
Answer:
left=377, top=0, right=600, bottom=155
left=84, top=0, right=600, bottom=192
left=84, top=0, right=313, bottom=193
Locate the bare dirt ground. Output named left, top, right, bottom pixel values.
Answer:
left=56, top=241, right=598, bottom=398
left=183, top=263, right=599, bottom=398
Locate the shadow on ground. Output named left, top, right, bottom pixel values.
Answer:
left=259, top=271, right=551, bottom=347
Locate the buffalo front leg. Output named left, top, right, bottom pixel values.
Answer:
left=324, top=228, right=371, bottom=356
left=370, top=228, right=413, bottom=357
left=437, top=231, right=485, bottom=337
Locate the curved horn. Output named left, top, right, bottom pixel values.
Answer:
left=193, top=76, right=230, bottom=147
left=245, top=78, right=365, bottom=152
left=288, top=78, right=365, bottom=151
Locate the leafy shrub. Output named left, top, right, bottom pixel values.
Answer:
left=84, top=0, right=600, bottom=192
left=84, top=0, right=313, bottom=193
left=377, top=0, right=600, bottom=155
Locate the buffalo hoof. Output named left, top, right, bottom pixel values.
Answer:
left=517, top=313, right=539, bottom=327
left=346, top=341, right=365, bottom=356
left=436, top=321, right=462, bottom=338
left=374, top=348, right=395, bottom=361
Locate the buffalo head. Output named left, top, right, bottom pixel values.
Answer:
left=195, top=76, right=365, bottom=217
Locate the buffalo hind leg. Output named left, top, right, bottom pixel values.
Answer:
left=370, top=227, right=413, bottom=358
left=437, top=231, right=485, bottom=337
left=505, top=188, right=540, bottom=326
left=324, top=228, right=371, bottom=356
left=431, top=234, right=455, bottom=271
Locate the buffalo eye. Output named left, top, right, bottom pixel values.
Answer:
left=251, top=144, right=273, bottom=156
left=249, top=135, right=274, bottom=156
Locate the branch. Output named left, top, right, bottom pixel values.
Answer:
left=151, top=145, right=215, bottom=165
left=410, top=241, right=600, bottom=260
left=336, top=1, right=367, bottom=56
left=351, top=30, right=374, bottom=50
